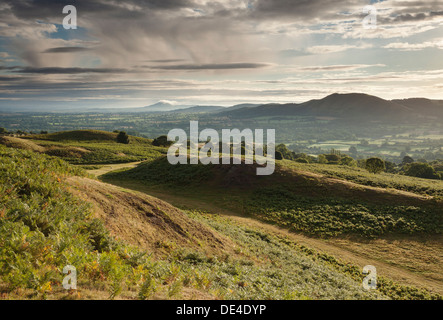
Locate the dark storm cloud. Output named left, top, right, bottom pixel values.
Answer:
left=248, top=0, right=359, bottom=20
left=246, top=0, right=443, bottom=25
left=150, top=63, right=270, bottom=70
left=4, top=0, right=442, bottom=25
left=146, top=59, right=188, bottom=63
left=13, top=67, right=129, bottom=74
left=3, top=0, right=193, bottom=20
left=129, top=0, right=194, bottom=10
left=379, top=11, right=443, bottom=23
left=42, top=47, right=92, bottom=53
left=6, top=63, right=267, bottom=75
left=0, top=76, right=27, bottom=82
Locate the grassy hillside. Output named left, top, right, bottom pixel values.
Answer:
left=103, top=157, right=442, bottom=238
left=0, top=136, right=46, bottom=153
left=12, top=130, right=167, bottom=165
left=282, top=160, right=443, bottom=198
left=25, top=130, right=140, bottom=143
left=2, top=145, right=440, bottom=299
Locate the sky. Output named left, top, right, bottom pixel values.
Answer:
left=0, top=0, right=442, bottom=110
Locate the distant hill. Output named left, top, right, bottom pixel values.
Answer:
left=221, top=103, right=262, bottom=112
left=141, top=101, right=193, bottom=112
left=392, top=98, right=443, bottom=119
left=83, top=101, right=195, bottom=113
left=171, top=105, right=225, bottom=113
left=220, top=93, right=418, bottom=121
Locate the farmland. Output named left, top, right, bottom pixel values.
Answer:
left=2, top=112, right=443, bottom=163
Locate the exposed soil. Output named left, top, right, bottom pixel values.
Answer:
left=0, top=136, right=45, bottom=153
left=66, top=176, right=238, bottom=258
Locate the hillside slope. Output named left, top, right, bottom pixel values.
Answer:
left=66, top=176, right=235, bottom=256
left=18, top=130, right=164, bottom=165
left=392, top=98, right=443, bottom=119
left=0, top=146, right=392, bottom=300
left=103, top=157, right=442, bottom=238
left=25, top=130, right=151, bottom=143
left=0, top=136, right=46, bottom=152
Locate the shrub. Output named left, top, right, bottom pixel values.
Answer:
left=275, top=151, right=283, bottom=160
left=403, top=163, right=440, bottom=180
left=116, top=131, right=130, bottom=144
left=366, top=157, right=385, bottom=174
left=152, top=135, right=173, bottom=147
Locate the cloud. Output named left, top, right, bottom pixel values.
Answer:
left=384, top=39, right=443, bottom=51
left=12, top=67, right=129, bottom=74
left=42, top=47, right=92, bottom=53
left=150, top=63, right=270, bottom=70
left=248, top=0, right=362, bottom=21
left=145, top=59, right=188, bottom=63
left=306, top=44, right=373, bottom=54
left=296, top=64, right=384, bottom=72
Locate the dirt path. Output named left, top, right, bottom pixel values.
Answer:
left=86, top=161, right=141, bottom=177
left=102, top=179, right=443, bottom=295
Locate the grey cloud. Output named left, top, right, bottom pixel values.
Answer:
left=13, top=67, right=129, bottom=74
left=150, top=63, right=270, bottom=70
left=43, top=47, right=92, bottom=53
left=145, top=59, right=188, bottom=63
left=3, top=0, right=193, bottom=20
left=298, top=65, right=366, bottom=72
left=248, top=0, right=361, bottom=21
left=382, top=12, right=440, bottom=23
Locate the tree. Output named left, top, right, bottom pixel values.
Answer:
left=348, top=146, right=358, bottom=157
left=0, top=127, right=7, bottom=134
left=365, top=157, right=385, bottom=174
left=339, top=155, right=356, bottom=166
left=318, top=154, right=328, bottom=164
left=276, top=144, right=294, bottom=160
left=402, top=156, right=414, bottom=165
left=116, top=131, right=130, bottom=144
left=275, top=150, right=283, bottom=160
left=357, top=159, right=366, bottom=169
left=325, top=154, right=340, bottom=164
left=384, top=161, right=398, bottom=173
left=152, top=135, right=173, bottom=147
left=403, top=163, right=440, bottom=180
